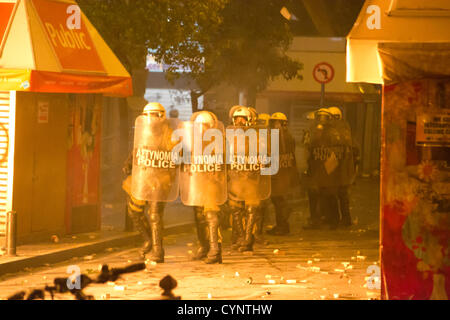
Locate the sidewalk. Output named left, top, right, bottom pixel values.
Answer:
left=0, top=222, right=194, bottom=277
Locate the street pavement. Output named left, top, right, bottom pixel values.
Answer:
left=0, top=178, right=380, bottom=300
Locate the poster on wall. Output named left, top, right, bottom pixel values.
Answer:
left=66, top=94, right=102, bottom=233
left=416, top=113, right=450, bottom=146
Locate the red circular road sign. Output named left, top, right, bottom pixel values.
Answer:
left=313, top=62, right=335, bottom=84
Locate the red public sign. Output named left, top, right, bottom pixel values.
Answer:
left=313, top=62, right=335, bottom=84
left=0, top=2, right=15, bottom=45
left=31, top=0, right=106, bottom=74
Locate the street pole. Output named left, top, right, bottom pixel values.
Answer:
left=320, top=83, right=325, bottom=108
left=5, top=211, right=17, bottom=256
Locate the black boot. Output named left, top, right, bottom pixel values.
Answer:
left=267, top=196, right=290, bottom=235
left=338, top=187, right=352, bottom=227
left=239, top=206, right=258, bottom=252
left=231, top=208, right=245, bottom=250
left=193, top=207, right=209, bottom=260
left=127, top=201, right=152, bottom=258
left=254, top=206, right=267, bottom=244
left=148, top=202, right=165, bottom=263
left=204, top=211, right=222, bottom=264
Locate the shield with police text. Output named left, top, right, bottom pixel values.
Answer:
left=180, top=120, right=227, bottom=207
left=226, top=125, right=271, bottom=202
left=131, top=116, right=181, bottom=202
left=271, top=128, right=300, bottom=197
left=307, top=120, right=354, bottom=188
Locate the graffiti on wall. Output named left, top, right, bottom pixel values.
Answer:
left=381, top=80, right=450, bottom=300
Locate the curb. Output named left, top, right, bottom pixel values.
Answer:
left=0, top=223, right=195, bottom=276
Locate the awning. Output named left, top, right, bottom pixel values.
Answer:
left=0, top=0, right=132, bottom=96
left=346, top=0, right=450, bottom=84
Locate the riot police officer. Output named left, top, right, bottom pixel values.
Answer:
left=266, top=112, right=299, bottom=235
left=122, top=152, right=152, bottom=258
left=307, top=107, right=354, bottom=229
left=302, top=110, right=322, bottom=229
left=328, top=106, right=357, bottom=227
left=180, top=111, right=225, bottom=264
left=227, top=106, right=270, bottom=252
left=130, top=102, right=180, bottom=262
left=254, top=113, right=272, bottom=243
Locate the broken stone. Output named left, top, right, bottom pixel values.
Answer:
left=307, top=260, right=313, bottom=264
left=286, top=280, right=296, bottom=284
left=88, top=235, right=96, bottom=239
left=187, top=243, right=194, bottom=247
left=310, top=267, right=320, bottom=272
left=342, top=262, right=350, bottom=267
left=83, top=255, right=95, bottom=260
left=207, top=293, right=212, bottom=299
left=268, top=279, right=276, bottom=284
left=334, top=269, right=345, bottom=273
left=265, top=275, right=272, bottom=279
left=51, top=235, right=59, bottom=243
left=313, top=258, right=320, bottom=262
left=114, top=286, right=125, bottom=291
left=273, top=249, right=279, bottom=254
left=235, top=272, right=240, bottom=277
left=333, top=293, right=339, bottom=299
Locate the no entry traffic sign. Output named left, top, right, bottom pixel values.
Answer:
left=313, top=62, right=335, bottom=84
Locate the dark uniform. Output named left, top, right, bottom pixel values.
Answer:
left=267, top=126, right=299, bottom=235
left=227, top=122, right=271, bottom=252
left=332, top=118, right=357, bottom=226
left=179, top=112, right=226, bottom=264
left=130, top=115, right=180, bottom=262
left=122, top=153, right=153, bottom=257
left=307, top=117, right=355, bottom=229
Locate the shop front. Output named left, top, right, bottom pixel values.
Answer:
left=0, top=0, right=132, bottom=243
left=347, top=0, right=450, bottom=299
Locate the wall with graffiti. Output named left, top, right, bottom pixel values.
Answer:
left=381, top=79, right=450, bottom=299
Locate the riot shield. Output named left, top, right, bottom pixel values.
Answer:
left=271, top=128, right=300, bottom=197
left=333, top=119, right=355, bottom=186
left=130, top=116, right=181, bottom=202
left=226, top=125, right=271, bottom=201
left=180, top=120, right=227, bottom=207
left=307, top=120, right=354, bottom=188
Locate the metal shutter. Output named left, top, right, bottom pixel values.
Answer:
left=0, top=91, right=12, bottom=235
